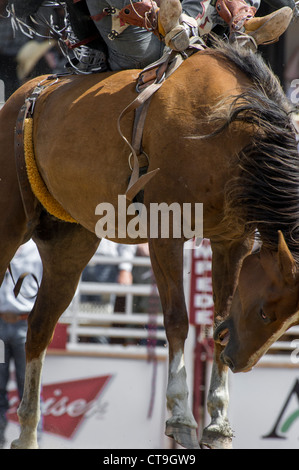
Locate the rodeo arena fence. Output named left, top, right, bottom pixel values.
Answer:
left=4, top=239, right=299, bottom=449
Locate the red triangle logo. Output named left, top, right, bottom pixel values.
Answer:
left=8, top=375, right=112, bottom=439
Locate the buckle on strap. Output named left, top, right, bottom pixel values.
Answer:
left=90, top=6, right=116, bottom=22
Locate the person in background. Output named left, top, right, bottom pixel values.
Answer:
left=81, top=239, right=137, bottom=308
left=0, top=240, right=43, bottom=448
left=0, top=2, right=65, bottom=100
left=132, top=243, right=152, bottom=314
left=0, top=1, right=28, bottom=99
left=15, top=3, right=66, bottom=83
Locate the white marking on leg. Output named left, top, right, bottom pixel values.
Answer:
left=11, top=353, right=45, bottom=449
left=207, top=361, right=230, bottom=425
left=202, top=356, right=233, bottom=445
left=166, top=350, right=197, bottom=428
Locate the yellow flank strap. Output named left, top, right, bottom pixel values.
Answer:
left=24, top=118, right=77, bottom=224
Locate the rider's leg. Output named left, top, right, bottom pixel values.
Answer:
left=159, top=0, right=199, bottom=51
left=85, top=0, right=163, bottom=70
left=213, top=0, right=294, bottom=48
left=119, top=0, right=294, bottom=53
left=179, top=0, right=295, bottom=50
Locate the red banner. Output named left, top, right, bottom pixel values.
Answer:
left=8, top=375, right=112, bottom=439
left=189, top=239, right=214, bottom=326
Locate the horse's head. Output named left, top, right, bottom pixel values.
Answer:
left=215, top=231, right=299, bottom=373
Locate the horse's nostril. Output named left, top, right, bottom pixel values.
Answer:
left=221, top=353, right=235, bottom=371
left=217, top=327, right=230, bottom=346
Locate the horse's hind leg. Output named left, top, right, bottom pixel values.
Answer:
left=149, top=238, right=199, bottom=449
left=11, top=215, right=99, bottom=449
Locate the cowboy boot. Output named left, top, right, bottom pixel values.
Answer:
left=244, top=6, right=293, bottom=45
left=215, top=0, right=293, bottom=49
left=119, top=0, right=199, bottom=51
left=158, top=0, right=199, bottom=51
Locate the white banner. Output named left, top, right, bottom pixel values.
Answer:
left=5, top=353, right=170, bottom=449
left=228, top=366, right=299, bottom=449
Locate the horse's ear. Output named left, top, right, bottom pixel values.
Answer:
left=277, top=231, right=297, bottom=284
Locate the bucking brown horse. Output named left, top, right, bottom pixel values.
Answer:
left=1, top=41, right=298, bottom=449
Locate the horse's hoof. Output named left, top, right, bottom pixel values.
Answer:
left=200, top=429, right=233, bottom=449
left=11, top=438, right=38, bottom=449
left=165, top=423, right=200, bottom=449
left=11, top=439, right=22, bottom=449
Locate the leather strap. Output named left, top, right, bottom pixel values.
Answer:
left=15, top=100, right=38, bottom=228
left=119, top=50, right=193, bottom=201
left=13, top=271, right=39, bottom=299
left=0, top=313, right=29, bottom=323
left=215, top=0, right=256, bottom=31
left=90, top=8, right=113, bottom=22
left=7, top=263, right=39, bottom=299
left=14, top=80, right=56, bottom=228
left=118, top=80, right=164, bottom=201
left=119, top=1, right=159, bottom=33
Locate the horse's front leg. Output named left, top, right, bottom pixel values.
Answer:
left=149, top=237, right=199, bottom=449
left=201, top=345, right=232, bottom=449
left=200, top=237, right=253, bottom=449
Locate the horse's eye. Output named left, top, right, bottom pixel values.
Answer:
left=260, top=309, right=267, bottom=320
left=260, top=309, right=271, bottom=324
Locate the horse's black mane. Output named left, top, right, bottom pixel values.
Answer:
left=206, top=41, right=299, bottom=262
